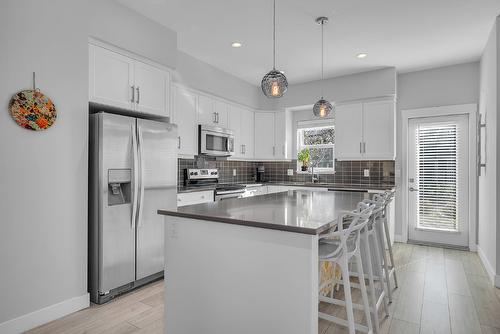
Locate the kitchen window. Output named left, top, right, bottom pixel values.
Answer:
left=297, top=121, right=335, bottom=172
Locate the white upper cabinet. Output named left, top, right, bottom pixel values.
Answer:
left=335, top=99, right=395, bottom=160
left=274, top=112, right=287, bottom=159
left=197, top=95, right=229, bottom=128
left=214, top=100, right=229, bottom=128
left=254, top=112, right=276, bottom=159
left=335, top=103, right=364, bottom=160
left=89, top=43, right=171, bottom=117
left=134, top=61, right=170, bottom=117
left=362, top=100, right=395, bottom=159
left=229, top=105, right=254, bottom=159
left=89, top=44, right=134, bottom=110
left=171, top=85, right=197, bottom=156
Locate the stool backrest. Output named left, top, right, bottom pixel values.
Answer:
left=339, top=205, right=373, bottom=252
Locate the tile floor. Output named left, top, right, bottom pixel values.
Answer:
left=27, top=243, right=500, bottom=334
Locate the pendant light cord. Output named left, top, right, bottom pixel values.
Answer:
left=321, top=19, right=324, bottom=98
left=273, top=0, right=276, bottom=70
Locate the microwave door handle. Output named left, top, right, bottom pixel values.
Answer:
left=131, top=124, right=139, bottom=229
left=137, top=125, right=145, bottom=227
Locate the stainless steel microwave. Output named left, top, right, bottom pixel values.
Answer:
left=199, top=124, right=234, bottom=157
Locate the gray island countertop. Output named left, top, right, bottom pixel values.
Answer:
left=158, top=189, right=371, bottom=235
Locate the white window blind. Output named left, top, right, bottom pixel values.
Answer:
left=415, top=123, right=460, bottom=231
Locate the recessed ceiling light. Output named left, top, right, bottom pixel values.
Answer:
left=231, top=42, right=242, bottom=48
left=357, top=53, right=368, bottom=59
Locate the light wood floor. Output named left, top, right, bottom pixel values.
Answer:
left=27, top=243, right=500, bottom=334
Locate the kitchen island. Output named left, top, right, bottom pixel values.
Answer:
left=158, top=189, right=370, bottom=334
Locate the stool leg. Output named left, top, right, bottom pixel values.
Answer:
left=355, top=248, right=374, bottom=334
left=371, top=226, right=390, bottom=306
left=382, top=214, right=398, bottom=288
left=340, top=255, right=356, bottom=334
left=375, top=220, right=393, bottom=303
left=362, top=231, right=380, bottom=334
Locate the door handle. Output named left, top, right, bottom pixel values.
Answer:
left=137, top=125, right=145, bottom=227
left=131, top=86, right=135, bottom=103
left=409, top=187, right=419, bottom=192
left=131, top=124, right=139, bottom=229
left=136, top=87, right=140, bottom=104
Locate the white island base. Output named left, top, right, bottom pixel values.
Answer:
left=163, top=217, right=319, bottom=334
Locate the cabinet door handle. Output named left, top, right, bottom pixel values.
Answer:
left=282, top=145, right=285, bottom=156
left=243, top=144, right=246, bottom=154
left=136, top=87, right=140, bottom=104
left=363, top=142, right=366, bottom=153
left=131, top=86, right=135, bottom=103
left=360, top=142, right=363, bottom=154
left=273, top=146, right=275, bottom=156
left=177, top=136, right=181, bottom=149
left=213, top=112, right=217, bottom=123
left=216, top=112, right=219, bottom=123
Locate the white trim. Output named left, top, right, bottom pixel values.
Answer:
left=401, top=104, right=478, bottom=249
left=393, top=234, right=406, bottom=243
left=477, top=245, right=498, bottom=287
left=0, top=293, right=89, bottom=334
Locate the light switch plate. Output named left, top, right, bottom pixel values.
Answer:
left=233, top=169, right=237, bottom=176
left=364, top=169, right=370, bottom=177
left=287, top=169, right=294, bottom=176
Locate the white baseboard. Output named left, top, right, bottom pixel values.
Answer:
left=394, top=234, right=406, bottom=243
left=477, top=245, right=498, bottom=287
left=0, top=293, right=89, bottom=334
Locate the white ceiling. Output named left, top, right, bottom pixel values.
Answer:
left=117, top=0, right=500, bottom=85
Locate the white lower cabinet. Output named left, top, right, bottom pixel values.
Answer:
left=177, top=190, right=214, bottom=207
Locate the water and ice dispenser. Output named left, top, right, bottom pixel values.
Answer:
left=107, top=169, right=132, bottom=206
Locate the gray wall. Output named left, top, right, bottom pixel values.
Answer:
left=395, top=62, right=480, bottom=237
left=258, top=67, right=397, bottom=110
left=0, top=0, right=89, bottom=324
left=478, top=18, right=499, bottom=277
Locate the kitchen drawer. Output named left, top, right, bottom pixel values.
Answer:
left=177, top=190, right=214, bottom=207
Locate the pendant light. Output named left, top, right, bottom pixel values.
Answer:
left=313, top=17, right=333, bottom=118
left=261, top=0, right=288, bottom=98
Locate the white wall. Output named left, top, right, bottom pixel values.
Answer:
left=396, top=62, right=480, bottom=239
left=0, top=0, right=89, bottom=329
left=478, top=18, right=499, bottom=284
left=174, top=51, right=260, bottom=109
left=259, top=67, right=397, bottom=110
left=88, top=0, right=177, bottom=69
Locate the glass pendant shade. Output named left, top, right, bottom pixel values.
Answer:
left=313, top=98, right=333, bottom=118
left=261, top=69, right=288, bottom=98
left=261, top=0, right=288, bottom=98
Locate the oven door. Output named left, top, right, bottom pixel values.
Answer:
left=199, top=126, right=234, bottom=156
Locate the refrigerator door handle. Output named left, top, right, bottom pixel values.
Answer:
left=131, top=124, right=139, bottom=229
left=137, top=125, right=145, bottom=228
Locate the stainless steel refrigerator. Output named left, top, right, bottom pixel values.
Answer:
left=89, top=112, right=177, bottom=304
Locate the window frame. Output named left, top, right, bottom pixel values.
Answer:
left=296, top=124, right=335, bottom=173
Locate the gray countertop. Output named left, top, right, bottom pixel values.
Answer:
left=159, top=190, right=371, bottom=235
left=177, top=182, right=395, bottom=193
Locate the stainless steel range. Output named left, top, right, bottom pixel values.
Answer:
left=184, top=168, right=245, bottom=201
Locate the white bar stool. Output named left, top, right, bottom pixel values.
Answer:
left=318, top=206, right=374, bottom=334
left=355, top=202, right=390, bottom=334
left=365, top=193, right=398, bottom=303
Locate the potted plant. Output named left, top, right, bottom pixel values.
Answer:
left=298, top=148, right=310, bottom=172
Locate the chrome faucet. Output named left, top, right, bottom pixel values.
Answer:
left=311, top=166, right=319, bottom=183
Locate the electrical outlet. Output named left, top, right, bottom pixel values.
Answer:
left=364, top=169, right=370, bottom=177
left=232, top=169, right=237, bottom=176
left=287, top=169, right=294, bottom=176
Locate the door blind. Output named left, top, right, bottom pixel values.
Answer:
left=415, top=123, right=459, bottom=231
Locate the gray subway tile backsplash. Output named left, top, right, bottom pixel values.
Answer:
left=178, top=156, right=395, bottom=188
